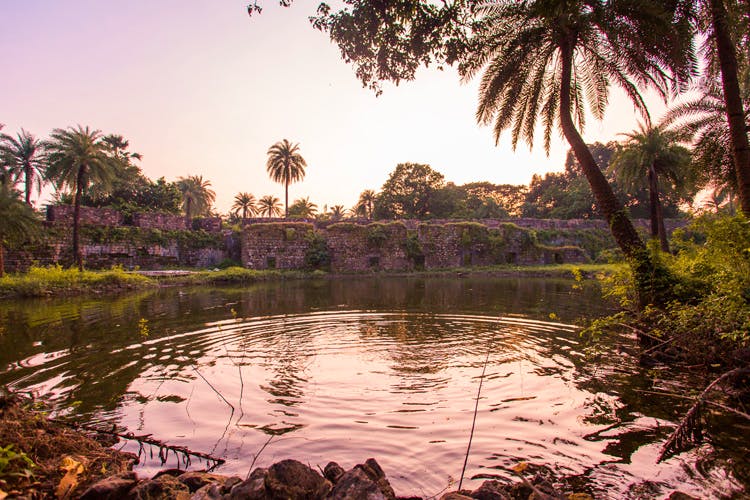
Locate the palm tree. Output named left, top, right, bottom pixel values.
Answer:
left=0, top=129, right=46, bottom=205
left=232, top=192, right=257, bottom=218
left=266, top=139, right=307, bottom=217
left=0, top=186, right=40, bottom=277
left=288, top=197, right=318, bottom=218
left=44, top=125, right=120, bottom=271
left=460, top=0, right=695, bottom=306
left=698, top=0, right=750, bottom=214
left=610, top=123, right=692, bottom=253
left=257, top=195, right=282, bottom=218
left=177, top=175, right=216, bottom=224
left=355, top=189, right=376, bottom=218
left=329, top=205, right=347, bottom=220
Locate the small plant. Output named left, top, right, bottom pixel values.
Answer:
left=138, top=318, right=150, bottom=338
left=304, top=231, right=330, bottom=270
left=366, top=224, right=388, bottom=247
left=0, top=444, right=35, bottom=481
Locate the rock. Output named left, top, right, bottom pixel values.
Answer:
left=362, top=458, right=396, bottom=499
left=178, top=471, right=231, bottom=493
left=324, top=461, right=346, bottom=483
left=80, top=472, right=138, bottom=499
left=469, top=480, right=511, bottom=500
left=153, top=468, right=184, bottom=480
left=667, top=493, right=700, bottom=500
left=128, top=473, right=191, bottom=499
left=191, top=482, right=224, bottom=500
left=264, top=459, right=332, bottom=499
left=440, top=493, right=474, bottom=500
left=227, top=468, right=267, bottom=500
left=329, top=467, right=386, bottom=500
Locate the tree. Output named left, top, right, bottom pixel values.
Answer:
left=329, top=204, right=347, bottom=220
left=699, top=0, right=750, bottom=214
left=0, top=186, right=40, bottom=277
left=44, top=125, right=120, bottom=271
left=177, top=175, right=216, bottom=223
left=374, top=163, right=445, bottom=218
left=354, top=189, right=377, bottom=218
left=288, top=197, right=318, bottom=218
left=0, top=129, right=46, bottom=205
left=258, top=195, right=282, bottom=217
left=266, top=139, right=307, bottom=217
left=232, top=192, right=257, bottom=218
left=307, top=0, right=696, bottom=306
left=610, top=123, right=693, bottom=252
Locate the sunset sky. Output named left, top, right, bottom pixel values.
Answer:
left=1, top=0, right=670, bottom=213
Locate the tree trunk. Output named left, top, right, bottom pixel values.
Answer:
left=559, top=39, right=671, bottom=307
left=648, top=164, right=671, bottom=253
left=73, top=166, right=86, bottom=272
left=0, top=242, right=5, bottom=277
left=185, top=198, right=192, bottom=229
left=710, top=0, right=750, bottom=215
left=285, top=182, right=289, bottom=218
left=24, top=166, right=31, bottom=206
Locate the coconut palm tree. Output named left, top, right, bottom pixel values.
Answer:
left=44, top=125, right=120, bottom=271
left=266, top=139, right=307, bottom=217
left=610, top=123, right=692, bottom=253
left=177, top=175, right=215, bottom=224
left=232, top=192, right=257, bottom=218
left=0, top=186, right=40, bottom=277
left=329, top=205, right=347, bottom=220
left=355, top=189, right=376, bottom=218
left=257, top=195, right=282, bottom=218
left=288, top=197, right=318, bottom=218
left=0, top=129, right=46, bottom=205
left=460, top=0, right=696, bottom=306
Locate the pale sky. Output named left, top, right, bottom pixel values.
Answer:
left=1, top=0, right=668, bottom=213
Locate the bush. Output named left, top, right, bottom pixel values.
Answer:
left=304, top=231, right=330, bottom=270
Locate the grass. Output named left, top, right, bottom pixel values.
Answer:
left=0, top=263, right=618, bottom=299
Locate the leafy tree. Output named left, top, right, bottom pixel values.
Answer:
left=288, top=196, right=318, bottom=218
left=258, top=195, right=282, bottom=217
left=0, top=186, right=40, bottom=276
left=177, top=175, right=215, bottom=222
left=232, top=192, right=257, bottom=218
left=102, top=134, right=142, bottom=163
left=610, top=123, right=693, bottom=252
left=0, top=129, right=46, bottom=205
left=306, top=0, right=696, bottom=306
left=266, top=139, right=307, bottom=217
left=461, top=182, right=526, bottom=217
left=354, top=189, right=377, bottom=218
left=374, top=163, right=445, bottom=218
left=44, top=125, right=120, bottom=271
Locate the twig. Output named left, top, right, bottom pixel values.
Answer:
left=193, top=367, right=235, bottom=411
left=458, top=349, right=491, bottom=491
left=50, top=418, right=225, bottom=468
left=246, top=434, right=274, bottom=479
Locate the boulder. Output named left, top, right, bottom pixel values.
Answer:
left=228, top=468, right=267, bottom=499
left=264, top=459, right=332, bottom=499
left=440, top=493, right=474, bottom=500
left=328, top=467, right=386, bottom=500
left=469, top=480, right=511, bottom=500
left=324, top=461, right=346, bottom=483
left=79, top=472, right=138, bottom=499
left=177, top=471, right=233, bottom=493
left=128, top=473, right=190, bottom=499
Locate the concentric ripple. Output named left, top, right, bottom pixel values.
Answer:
left=0, top=280, right=744, bottom=498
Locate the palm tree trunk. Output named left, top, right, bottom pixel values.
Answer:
left=559, top=39, right=669, bottom=308
left=710, top=0, right=750, bottom=215
left=185, top=199, right=192, bottom=229
left=648, top=164, right=670, bottom=253
left=24, top=166, right=31, bottom=206
left=285, top=182, right=289, bottom=218
left=73, top=167, right=86, bottom=272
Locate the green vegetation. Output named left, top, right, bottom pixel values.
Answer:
left=0, top=265, right=150, bottom=298
left=266, top=139, right=307, bottom=217
left=0, top=187, right=41, bottom=277
left=177, top=175, right=215, bottom=222
left=303, top=231, right=330, bottom=270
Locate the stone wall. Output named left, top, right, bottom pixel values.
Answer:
left=133, top=212, right=187, bottom=231
left=47, top=205, right=124, bottom=227
left=194, top=217, right=223, bottom=233
left=326, top=222, right=412, bottom=272
left=241, top=220, right=591, bottom=271
left=243, top=223, right=315, bottom=269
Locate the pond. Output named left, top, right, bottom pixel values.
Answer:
left=0, top=277, right=746, bottom=498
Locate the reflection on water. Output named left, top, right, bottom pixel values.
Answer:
left=0, top=277, right=745, bottom=498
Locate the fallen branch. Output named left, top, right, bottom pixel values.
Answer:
left=50, top=418, right=225, bottom=470
left=657, top=367, right=749, bottom=463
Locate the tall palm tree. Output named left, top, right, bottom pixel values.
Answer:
left=610, top=123, right=692, bottom=253
left=257, top=195, right=282, bottom=218
left=44, top=125, right=119, bottom=271
left=0, top=186, right=40, bottom=277
left=177, top=175, right=216, bottom=224
left=288, top=197, right=318, bottom=218
left=266, top=139, right=307, bottom=217
left=329, top=205, right=347, bottom=220
left=460, top=0, right=696, bottom=306
left=232, top=192, right=257, bottom=218
left=355, top=189, right=376, bottom=218
left=0, top=129, right=46, bottom=205
left=698, top=0, right=750, bottom=214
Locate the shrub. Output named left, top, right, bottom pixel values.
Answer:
left=304, top=231, right=330, bottom=270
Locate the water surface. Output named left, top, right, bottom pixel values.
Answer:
left=0, top=277, right=745, bottom=498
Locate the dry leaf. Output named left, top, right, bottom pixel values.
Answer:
left=55, top=456, right=85, bottom=499
left=511, top=461, right=528, bottom=473
left=567, top=494, right=594, bottom=500
left=0, top=488, right=7, bottom=500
